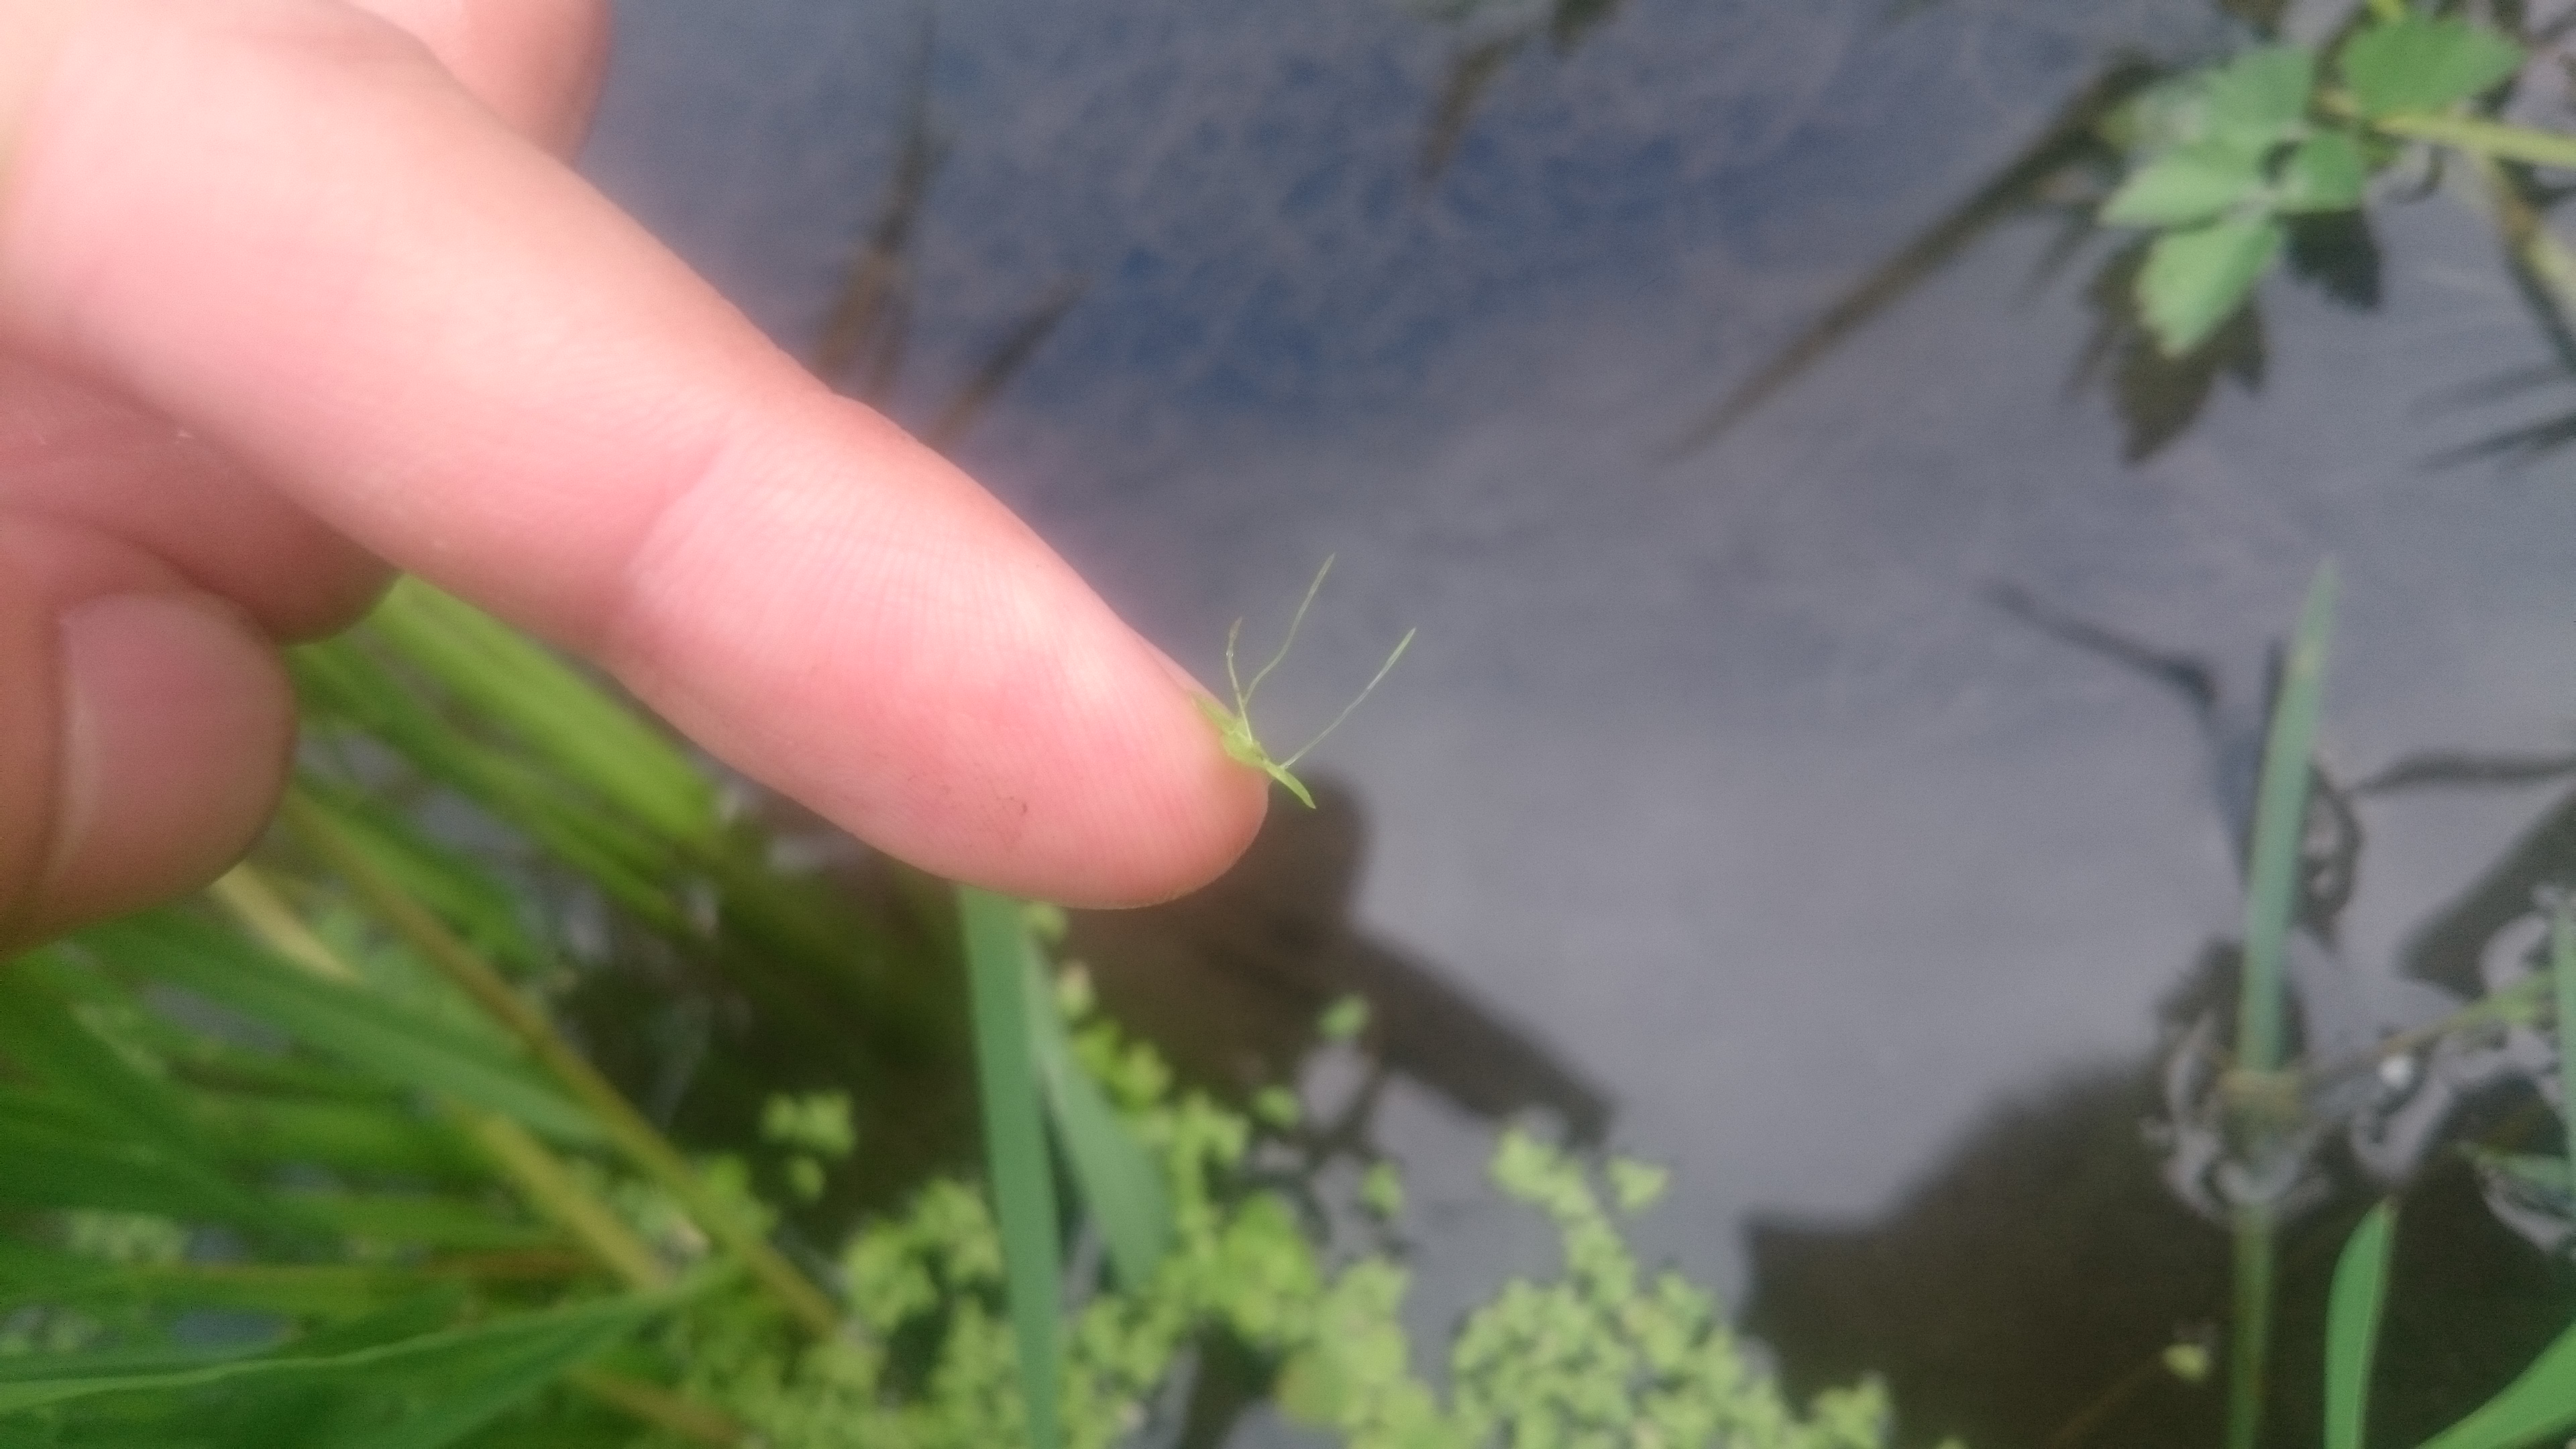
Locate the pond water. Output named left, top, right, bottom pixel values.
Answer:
left=584, top=1, right=2576, bottom=1444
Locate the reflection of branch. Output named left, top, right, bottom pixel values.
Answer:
left=2355, top=749, right=2576, bottom=794
left=1986, top=581, right=2216, bottom=712
left=923, top=278, right=1088, bottom=449
left=1669, top=60, right=2159, bottom=454
left=814, top=21, right=944, bottom=389
left=1419, top=38, right=1520, bottom=184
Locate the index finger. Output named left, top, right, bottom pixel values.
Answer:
left=0, top=0, right=1265, bottom=906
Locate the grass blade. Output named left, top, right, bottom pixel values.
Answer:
left=2229, top=559, right=2339, bottom=1449
left=80, top=912, right=602, bottom=1146
left=0, top=1290, right=664, bottom=1448
left=959, top=887, right=1061, bottom=1449
left=2326, top=1201, right=2398, bottom=1449
left=364, top=580, right=717, bottom=849
left=2414, top=1313, right=2576, bottom=1449
left=2239, top=559, right=2338, bottom=1074
left=1022, top=958, right=1169, bottom=1290
left=2554, top=905, right=2576, bottom=1201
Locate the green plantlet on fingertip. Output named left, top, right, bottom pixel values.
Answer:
left=1198, top=555, right=1417, bottom=808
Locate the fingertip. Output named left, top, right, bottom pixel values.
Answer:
left=19, top=590, right=292, bottom=937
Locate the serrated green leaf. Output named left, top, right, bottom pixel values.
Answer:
left=2104, top=142, right=2269, bottom=227
left=2342, top=16, right=2524, bottom=119
left=2203, top=46, right=2316, bottom=142
left=2324, top=1201, right=2396, bottom=1449
left=80, top=912, right=600, bottom=1146
left=2138, top=218, right=2285, bottom=356
left=2276, top=131, right=2369, bottom=213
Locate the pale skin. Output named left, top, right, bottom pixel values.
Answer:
left=0, top=0, right=1267, bottom=945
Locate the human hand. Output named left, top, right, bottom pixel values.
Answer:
left=0, top=0, right=1265, bottom=944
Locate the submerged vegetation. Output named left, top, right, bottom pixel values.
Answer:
left=0, top=580, right=1888, bottom=1448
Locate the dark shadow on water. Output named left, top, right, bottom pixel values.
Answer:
left=1067, top=775, right=1613, bottom=1145
left=1743, top=1051, right=2576, bottom=1449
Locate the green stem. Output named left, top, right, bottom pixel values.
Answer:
left=462, top=1113, right=672, bottom=1293
left=283, top=788, right=842, bottom=1338
left=2365, top=110, right=2576, bottom=172
left=213, top=861, right=672, bottom=1294
left=2553, top=906, right=2576, bottom=1201
left=567, top=1367, right=748, bottom=1447
left=2229, top=1205, right=2277, bottom=1449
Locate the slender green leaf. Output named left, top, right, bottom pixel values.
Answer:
left=364, top=580, right=716, bottom=849
left=0, top=1114, right=287, bottom=1225
left=284, top=1190, right=559, bottom=1251
left=1022, top=949, right=1170, bottom=1290
left=2342, top=17, right=2524, bottom=119
left=81, top=912, right=601, bottom=1145
left=2239, top=560, right=2337, bottom=1075
left=189, top=1091, right=488, bottom=1180
left=2139, top=219, right=2284, bottom=356
left=2104, top=142, right=2269, bottom=227
left=2555, top=907, right=2576, bottom=1201
left=317, top=796, right=552, bottom=980
left=2277, top=131, right=2369, bottom=213
left=2326, top=1201, right=2398, bottom=1449
left=0, top=1291, right=660, bottom=1449
left=959, top=886, right=1061, bottom=1449
left=2416, top=1312, right=2576, bottom=1449
left=0, top=955, right=205, bottom=1157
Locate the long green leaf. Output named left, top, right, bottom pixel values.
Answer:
left=0, top=1115, right=288, bottom=1226
left=2555, top=906, right=2576, bottom=1201
left=2240, top=559, right=2337, bottom=1075
left=2415, top=1313, right=2576, bottom=1449
left=0, top=1291, right=659, bottom=1448
left=960, top=887, right=1061, bottom=1449
left=189, top=1091, right=487, bottom=1180
left=2326, top=1201, right=2398, bottom=1449
left=365, top=580, right=717, bottom=849
left=2229, top=559, right=2338, bottom=1449
left=1022, top=955, right=1170, bottom=1290
left=80, top=912, right=600, bottom=1145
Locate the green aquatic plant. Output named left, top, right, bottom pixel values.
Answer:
left=1199, top=557, right=1417, bottom=808
left=0, top=579, right=1907, bottom=1449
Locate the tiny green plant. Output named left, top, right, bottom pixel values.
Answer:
left=1199, top=556, right=1416, bottom=807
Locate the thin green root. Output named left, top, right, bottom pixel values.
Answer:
left=1198, top=556, right=1415, bottom=808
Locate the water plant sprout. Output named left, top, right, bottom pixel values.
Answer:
left=1201, top=555, right=1417, bottom=807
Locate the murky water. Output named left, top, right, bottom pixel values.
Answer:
left=587, top=1, right=2576, bottom=1443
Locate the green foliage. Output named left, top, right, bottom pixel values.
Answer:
left=957, top=887, right=1065, bottom=1449
left=2096, top=13, right=2552, bottom=355
left=2323, top=1201, right=2396, bottom=1449
left=1279, top=1132, right=1889, bottom=1449
left=0, top=581, right=1902, bottom=1449
left=668, top=1010, right=1891, bottom=1449
left=2340, top=17, right=2524, bottom=121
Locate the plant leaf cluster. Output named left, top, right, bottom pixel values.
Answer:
left=2102, top=17, right=2525, bottom=356
left=2204, top=569, right=2576, bottom=1449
